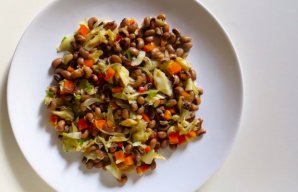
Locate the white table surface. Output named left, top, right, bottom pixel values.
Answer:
left=0, top=0, right=297, bottom=191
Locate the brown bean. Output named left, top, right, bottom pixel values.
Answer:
left=128, top=47, right=139, bottom=56
left=125, top=144, right=133, bottom=154
left=94, top=162, right=103, bottom=168
left=118, top=175, right=128, bottom=185
left=194, top=96, right=201, bottom=105
left=56, top=120, right=65, bottom=132
left=134, top=152, right=141, bottom=162
left=83, top=66, right=93, bottom=78
left=145, top=36, right=154, bottom=43
left=71, top=69, right=83, bottom=79
left=81, top=130, right=89, bottom=139
left=163, top=23, right=170, bottom=33
left=120, top=37, right=130, bottom=49
left=155, top=27, right=162, bottom=35
left=49, top=86, right=57, bottom=94
left=169, top=54, right=177, bottom=60
left=131, top=103, right=138, bottom=112
left=180, top=35, right=192, bottom=43
left=130, top=42, right=136, bottom=47
left=86, top=112, right=94, bottom=122
left=155, top=141, right=161, bottom=150
left=104, top=21, right=117, bottom=31
left=173, top=75, right=180, bottom=85
left=110, top=55, right=122, bottom=63
left=157, top=131, right=167, bottom=139
left=80, top=102, right=87, bottom=112
left=136, top=38, right=145, bottom=49
left=51, top=58, right=62, bottom=69
left=198, top=87, right=204, bottom=95
left=190, top=69, right=197, bottom=80
left=162, top=32, right=170, bottom=40
left=75, top=34, right=86, bottom=44
left=149, top=138, right=157, bottom=149
left=144, top=29, right=155, bottom=37
left=91, top=74, right=98, bottom=83
left=109, top=143, right=118, bottom=153
left=196, top=128, right=206, bottom=136
left=54, top=74, right=62, bottom=82
left=157, top=13, right=166, bottom=20
left=79, top=47, right=90, bottom=59
left=88, top=17, right=98, bottom=29
left=60, top=70, right=72, bottom=79
left=132, top=76, right=144, bottom=88
left=166, top=44, right=175, bottom=54
left=121, top=108, right=130, bottom=119
left=176, top=48, right=184, bottom=57
left=128, top=22, right=138, bottom=33
left=179, top=71, right=190, bottom=80
left=169, top=33, right=176, bottom=43
left=120, top=18, right=128, bottom=27
left=175, top=86, right=184, bottom=94
left=183, top=42, right=193, bottom=51
left=191, top=104, right=199, bottom=111
left=137, top=106, right=145, bottom=115
left=137, top=96, right=145, bottom=105
left=148, top=120, right=156, bottom=128
left=161, top=139, right=169, bottom=149
left=113, top=42, right=122, bottom=53
left=166, top=99, right=177, bottom=107
left=143, top=17, right=151, bottom=28
left=86, top=161, right=94, bottom=169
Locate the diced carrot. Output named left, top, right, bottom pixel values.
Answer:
left=167, top=62, right=182, bottom=74
left=84, top=59, right=94, bottom=67
left=141, top=114, right=150, bottom=123
left=144, top=146, right=151, bottom=153
left=143, top=42, right=156, bottom=52
left=167, top=108, right=176, bottom=114
left=181, top=91, right=190, bottom=99
left=104, top=67, right=116, bottom=80
left=60, top=80, right=75, bottom=94
left=78, top=24, right=90, bottom=36
left=67, top=66, right=74, bottom=72
left=169, top=132, right=179, bottom=144
left=95, top=119, right=106, bottom=129
left=136, top=165, right=151, bottom=175
left=49, top=115, right=58, bottom=126
left=77, top=118, right=88, bottom=130
left=111, top=86, right=123, bottom=93
left=163, top=110, right=172, bottom=120
left=178, top=134, right=186, bottom=144
left=128, top=19, right=135, bottom=25
left=186, top=131, right=197, bottom=139
left=115, top=151, right=125, bottom=162
left=124, top=156, right=134, bottom=166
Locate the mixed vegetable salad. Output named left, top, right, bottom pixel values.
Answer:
left=45, top=14, right=205, bottom=184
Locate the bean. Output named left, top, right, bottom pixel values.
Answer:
left=190, top=69, right=197, bottom=80
left=118, top=175, right=128, bottom=185
left=161, top=140, right=169, bottom=149
left=94, top=162, right=103, bottom=168
left=128, top=47, right=139, bottom=56
left=179, top=71, right=190, bottom=80
left=169, top=33, right=176, bottom=44
left=128, top=22, right=138, bottom=33
left=189, top=91, right=195, bottom=102
left=71, top=69, right=83, bottom=79
left=109, top=143, right=118, bottom=153
left=51, top=58, right=62, bottom=68
left=132, top=76, right=144, bottom=88
left=81, top=130, right=89, bottom=139
left=89, top=145, right=97, bottom=152
left=144, top=29, right=155, bottom=37
left=137, top=106, right=145, bottom=115
left=157, top=14, right=166, bottom=20
left=131, top=69, right=142, bottom=78
left=198, top=87, right=204, bottom=95
left=169, top=54, right=177, bottom=60
left=163, top=23, right=170, bottom=33
left=175, top=86, right=184, bottom=95
left=149, top=18, right=156, bottom=29
left=134, top=152, right=141, bottom=162
left=155, top=27, right=162, bottom=35
left=110, top=55, right=122, bottom=63
left=86, top=112, right=94, bottom=122
left=91, top=74, right=98, bottom=83
left=169, top=144, right=177, bottom=150
left=120, top=18, right=128, bottom=27
left=173, top=75, right=180, bottom=85
left=157, top=131, right=167, bottom=139
left=113, top=42, right=122, bottom=52
left=120, top=37, right=130, bottom=49
left=79, top=47, right=90, bottom=59
left=121, top=109, right=130, bottom=119
left=104, top=21, right=117, bottom=31
left=137, top=96, right=145, bottom=105
left=88, top=17, right=98, bottom=29
left=145, top=36, right=154, bottom=44
left=131, top=103, right=138, bottom=112
left=166, top=99, right=177, bottom=107
left=143, top=17, right=151, bottom=28
left=148, top=120, right=156, bottom=128
left=83, top=66, right=93, bottom=78
left=60, top=70, right=72, bottom=80
left=150, top=160, right=157, bottom=171
left=86, top=161, right=94, bottom=169
left=48, top=101, right=56, bottom=110
left=176, top=48, right=184, bottom=57
left=183, top=102, right=191, bottom=110
left=149, top=138, right=157, bottom=149
left=180, top=35, right=192, bottom=43
left=183, top=42, right=193, bottom=51
left=166, top=44, right=175, bottom=54
left=77, top=57, right=84, bottom=65
left=75, top=34, right=86, bottom=44
left=191, top=104, right=199, bottom=111
left=155, top=141, right=161, bottom=150
left=136, top=38, right=145, bottom=49
left=54, top=74, right=62, bottom=82
left=49, top=86, right=57, bottom=93
left=196, top=128, right=206, bottom=136
left=162, top=32, right=170, bottom=40
left=125, top=144, right=133, bottom=154
left=194, top=96, right=201, bottom=105
left=80, top=102, right=87, bottom=112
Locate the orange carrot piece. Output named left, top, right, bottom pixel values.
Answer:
left=67, top=66, right=74, bottom=72
left=49, top=115, right=58, bottom=126
left=60, top=80, right=75, bottom=94
left=181, top=91, right=190, bottom=98
left=167, top=108, right=176, bottom=114
left=167, top=62, right=182, bottom=74
left=169, top=132, right=179, bottom=144
left=186, top=131, right=197, bottom=139
left=111, top=86, right=123, bottom=93
left=143, top=42, right=156, bottom=52
left=124, top=156, right=134, bottom=166
left=163, top=110, right=172, bottom=120
left=104, top=67, right=116, bottom=80
left=128, top=19, right=135, bottom=25
left=95, top=119, right=106, bottom=129
left=141, top=114, right=150, bottom=122
left=84, top=59, right=94, bottom=67
left=115, top=151, right=125, bottom=162
left=144, top=146, right=151, bottom=153
left=78, top=24, right=90, bottom=36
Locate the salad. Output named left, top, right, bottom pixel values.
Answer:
left=45, top=14, right=205, bottom=184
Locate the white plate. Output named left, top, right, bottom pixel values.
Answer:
left=7, top=0, right=243, bottom=191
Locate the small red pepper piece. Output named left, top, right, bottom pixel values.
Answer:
left=77, top=118, right=88, bottom=130
left=138, top=87, right=145, bottom=93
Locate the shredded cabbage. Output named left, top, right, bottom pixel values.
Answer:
left=89, top=50, right=103, bottom=62
left=185, top=78, right=199, bottom=95
left=57, top=35, right=74, bottom=52
left=153, top=69, right=173, bottom=96
left=52, top=109, right=74, bottom=121
left=176, top=57, right=191, bottom=71
left=131, top=51, right=146, bottom=66
left=82, top=98, right=101, bottom=107
left=141, top=150, right=166, bottom=164
left=106, top=164, right=122, bottom=180
left=113, top=64, right=130, bottom=86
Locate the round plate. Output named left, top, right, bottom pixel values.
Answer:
left=7, top=0, right=243, bottom=191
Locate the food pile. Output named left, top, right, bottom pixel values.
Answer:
left=45, top=14, right=205, bottom=184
